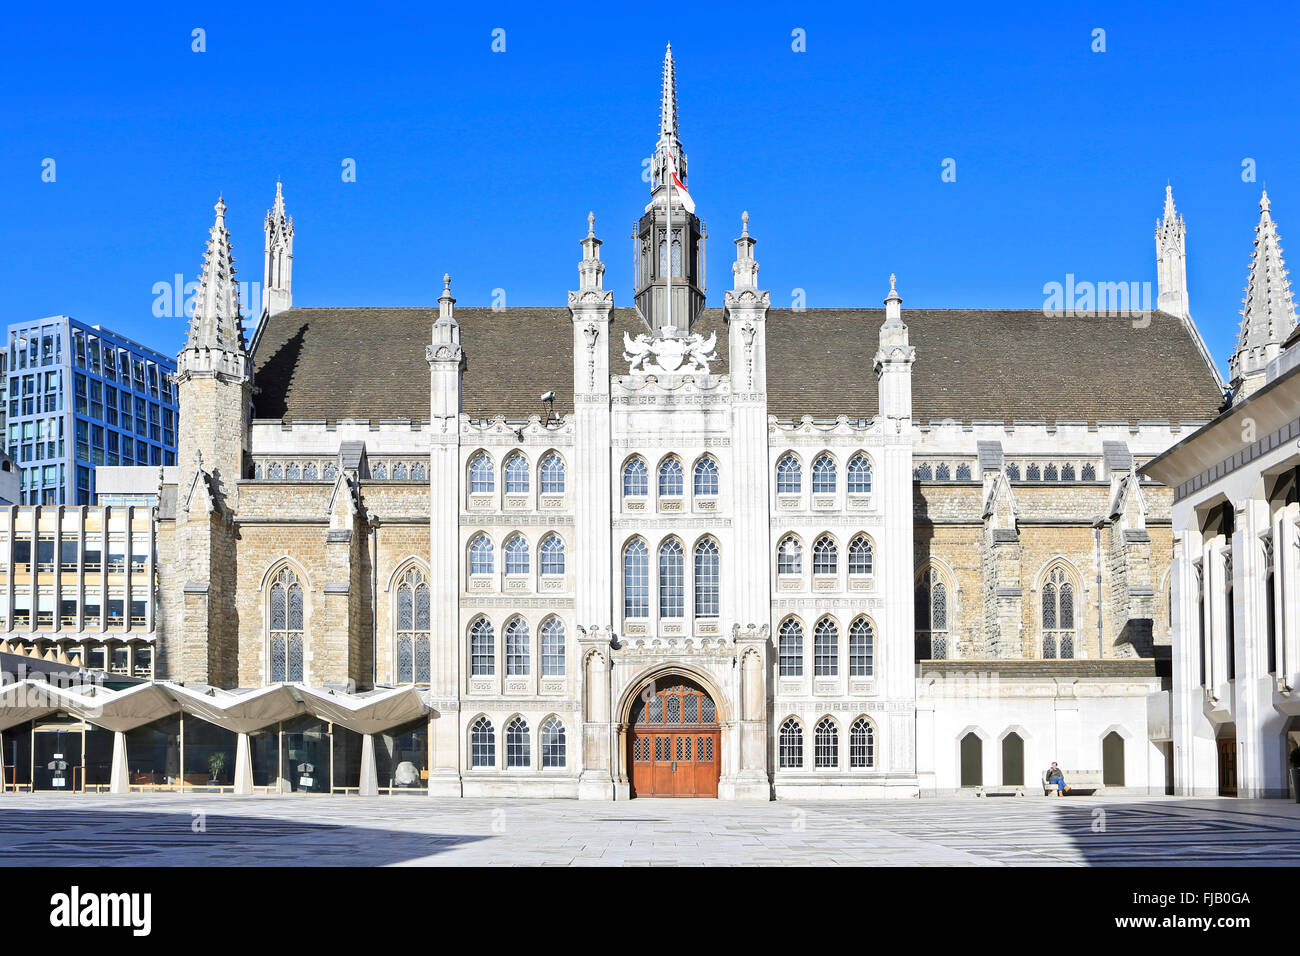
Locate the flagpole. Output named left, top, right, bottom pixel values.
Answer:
left=665, top=147, right=672, bottom=336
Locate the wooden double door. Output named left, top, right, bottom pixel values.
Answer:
left=1217, top=737, right=1238, bottom=797
left=628, top=677, right=720, bottom=798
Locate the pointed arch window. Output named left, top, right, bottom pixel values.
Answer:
left=1006, top=463, right=1020, bottom=481
left=956, top=462, right=972, bottom=481
left=849, top=618, right=874, bottom=677
left=915, top=463, right=933, bottom=480
left=693, top=457, right=719, bottom=496
left=1082, top=463, right=1097, bottom=481
left=658, top=457, right=684, bottom=497
left=470, top=716, right=495, bottom=768
left=812, top=535, right=838, bottom=575
left=779, top=618, right=804, bottom=676
left=777, top=535, right=802, bottom=575
left=623, top=458, right=648, bottom=498
left=285, top=463, right=300, bottom=480
left=1061, top=463, right=1076, bottom=481
left=323, top=462, right=338, bottom=481
left=848, top=534, right=874, bottom=576
left=504, top=534, right=529, bottom=576
left=506, top=717, right=530, bottom=768
left=847, top=454, right=873, bottom=494
left=694, top=538, right=719, bottom=617
left=540, top=716, right=566, bottom=767
left=469, top=452, right=494, bottom=493
left=811, top=454, right=837, bottom=494
left=372, top=463, right=387, bottom=480
left=779, top=717, right=804, bottom=768
left=916, top=566, right=949, bottom=660
left=540, top=617, right=566, bottom=676
left=1043, top=463, right=1058, bottom=482
left=815, top=717, right=839, bottom=768
left=505, top=617, right=530, bottom=675
left=850, top=717, right=875, bottom=768
left=671, top=235, right=682, bottom=278
left=539, top=453, right=565, bottom=494
left=268, top=567, right=304, bottom=683
left=935, top=463, right=951, bottom=481
left=623, top=539, right=649, bottom=618
left=395, top=567, right=431, bottom=684
left=469, top=618, right=495, bottom=675
left=814, top=619, right=839, bottom=676
left=504, top=453, right=530, bottom=494
left=539, top=534, right=565, bottom=576
left=469, top=534, right=494, bottom=575
left=659, top=539, right=684, bottom=617
left=303, top=462, right=318, bottom=480
left=1026, top=463, right=1041, bottom=481
left=776, top=454, right=801, bottom=494
left=392, top=462, right=408, bottom=480
left=1041, top=566, right=1075, bottom=659
left=411, top=462, right=426, bottom=481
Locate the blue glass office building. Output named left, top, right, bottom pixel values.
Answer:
left=6, top=317, right=177, bottom=505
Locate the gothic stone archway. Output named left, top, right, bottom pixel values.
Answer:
left=624, top=672, right=721, bottom=798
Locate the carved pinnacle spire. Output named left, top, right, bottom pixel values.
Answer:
left=185, top=195, right=245, bottom=354
left=1231, top=189, right=1297, bottom=391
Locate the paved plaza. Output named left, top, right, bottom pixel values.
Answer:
left=1, top=794, right=1299, bottom=865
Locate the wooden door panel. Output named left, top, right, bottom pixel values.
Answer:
left=628, top=678, right=722, bottom=797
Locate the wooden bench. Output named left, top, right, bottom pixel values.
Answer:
left=1041, top=770, right=1104, bottom=795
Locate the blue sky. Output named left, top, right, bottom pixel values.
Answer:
left=2, top=1, right=1296, bottom=376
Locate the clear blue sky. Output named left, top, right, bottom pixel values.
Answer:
left=3, top=1, right=1296, bottom=377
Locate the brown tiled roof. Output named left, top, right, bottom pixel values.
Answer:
left=251, top=306, right=1224, bottom=424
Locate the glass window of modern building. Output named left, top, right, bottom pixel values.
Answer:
left=6, top=317, right=178, bottom=505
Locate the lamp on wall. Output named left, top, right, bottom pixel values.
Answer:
left=541, top=390, right=557, bottom=426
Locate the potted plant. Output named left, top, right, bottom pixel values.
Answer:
left=208, top=752, right=226, bottom=786
left=1290, top=747, right=1300, bottom=804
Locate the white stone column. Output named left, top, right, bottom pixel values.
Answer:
left=233, top=731, right=252, bottom=795
left=359, top=732, right=378, bottom=796
left=109, top=730, right=129, bottom=794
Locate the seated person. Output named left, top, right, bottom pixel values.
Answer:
left=1045, top=761, right=1070, bottom=795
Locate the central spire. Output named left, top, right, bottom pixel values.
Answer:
left=655, top=43, right=686, bottom=188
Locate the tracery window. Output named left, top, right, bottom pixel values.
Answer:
left=411, top=463, right=426, bottom=481
left=395, top=567, right=431, bottom=684
left=847, top=454, right=872, bottom=494
left=540, top=717, right=566, bottom=768
left=1043, top=463, right=1058, bottom=481
left=1061, top=463, right=1076, bottom=481
left=539, top=534, right=565, bottom=576
left=505, top=617, right=530, bottom=675
left=812, top=535, right=838, bottom=575
left=848, top=534, right=874, bottom=575
left=469, top=618, right=495, bottom=675
left=815, top=717, right=839, bottom=768
left=935, top=463, right=951, bottom=481
left=623, top=539, right=649, bottom=618
left=268, top=566, right=304, bottom=682
left=779, top=618, right=804, bottom=676
left=623, top=458, right=648, bottom=498
left=777, top=535, right=802, bottom=575
left=540, top=617, right=566, bottom=676
left=285, top=462, right=300, bottom=480
left=392, top=463, right=408, bottom=480
left=323, top=462, right=338, bottom=481
left=1041, top=565, right=1076, bottom=659
left=694, top=456, right=719, bottom=496
left=776, top=454, right=801, bottom=494
left=471, top=716, right=495, bottom=768
left=956, top=463, right=972, bottom=480
left=694, top=538, right=720, bottom=617
left=850, top=717, right=875, bottom=768
left=303, top=462, right=318, bottom=480
left=469, top=452, right=494, bottom=493
left=372, top=463, right=387, bottom=480
left=1006, top=463, right=1020, bottom=480
left=658, top=457, right=684, bottom=497
left=506, top=717, right=530, bottom=768
left=504, top=453, right=530, bottom=494
left=504, top=534, right=530, bottom=575
left=814, top=619, right=839, bottom=676
left=659, top=539, right=684, bottom=617
left=916, top=566, right=949, bottom=660
left=916, top=463, right=933, bottom=480
left=849, top=618, right=874, bottom=677
left=1026, top=463, right=1041, bottom=481
left=779, top=717, right=804, bottom=768
left=469, top=534, right=494, bottom=575
left=1081, top=463, right=1097, bottom=481
left=811, top=453, right=837, bottom=494
left=539, top=453, right=565, bottom=494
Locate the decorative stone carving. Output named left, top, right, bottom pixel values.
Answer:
left=623, top=329, right=717, bottom=375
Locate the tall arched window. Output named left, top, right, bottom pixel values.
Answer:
left=623, top=458, right=648, bottom=498
left=540, top=617, right=566, bottom=676
left=469, top=534, right=494, bottom=575
left=504, top=534, right=530, bottom=576
left=847, top=453, right=873, bottom=494
left=812, top=535, right=838, bottom=575
left=814, top=618, right=839, bottom=676
left=811, top=453, right=837, bottom=494
left=849, top=618, right=874, bottom=677
left=694, top=457, right=719, bottom=496
left=815, top=717, right=839, bottom=768
left=469, top=452, right=494, bottom=493
left=848, top=534, right=874, bottom=575
left=540, top=717, right=566, bottom=767
left=504, top=453, right=530, bottom=494
left=470, top=716, right=495, bottom=768
left=659, top=539, right=684, bottom=617
left=505, top=617, right=530, bottom=675
left=780, top=717, right=804, bottom=768
left=777, top=535, right=802, bottom=575
left=850, top=717, right=875, bottom=768
left=779, top=618, right=804, bottom=676
left=506, top=716, right=530, bottom=768
left=469, top=618, right=495, bottom=675
left=539, top=452, right=565, bottom=494
left=623, top=539, right=649, bottom=618
left=694, top=538, right=719, bottom=617
left=658, top=457, right=684, bottom=497
left=915, top=566, right=949, bottom=660
left=268, top=566, right=304, bottom=682
left=395, top=567, right=431, bottom=684
left=538, top=534, right=565, bottom=576
left=1041, top=565, right=1076, bottom=659
left=776, top=454, right=801, bottom=494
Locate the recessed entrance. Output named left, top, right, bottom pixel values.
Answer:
left=628, top=677, right=719, bottom=798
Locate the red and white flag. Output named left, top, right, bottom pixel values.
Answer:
left=667, top=154, right=695, bottom=214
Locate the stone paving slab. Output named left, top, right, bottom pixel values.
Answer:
left=0, top=793, right=1297, bottom=865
